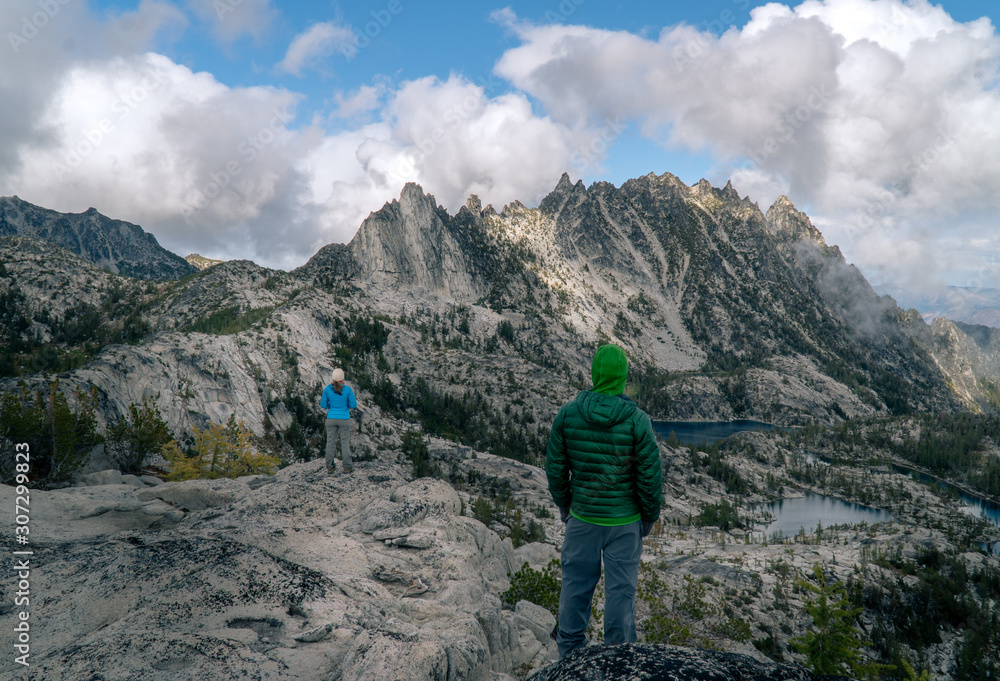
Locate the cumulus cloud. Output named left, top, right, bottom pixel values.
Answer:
left=0, top=0, right=186, bottom=191
left=494, top=0, right=1000, bottom=286
left=10, top=52, right=325, bottom=268
left=0, top=9, right=590, bottom=270
left=295, top=74, right=587, bottom=257
left=332, top=83, right=387, bottom=119
left=277, top=22, right=356, bottom=75
left=7, top=0, right=998, bottom=285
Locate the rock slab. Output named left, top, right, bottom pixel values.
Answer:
left=527, top=643, right=856, bottom=681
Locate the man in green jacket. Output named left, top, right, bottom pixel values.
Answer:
left=546, top=344, right=662, bottom=658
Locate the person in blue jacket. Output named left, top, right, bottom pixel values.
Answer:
left=320, top=368, right=357, bottom=474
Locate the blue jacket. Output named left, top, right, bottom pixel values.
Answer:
left=320, top=384, right=356, bottom=419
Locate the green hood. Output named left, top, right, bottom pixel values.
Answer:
left=591, top=344, right=628, bottom=395
left=575, top=391, right=637, bottom=428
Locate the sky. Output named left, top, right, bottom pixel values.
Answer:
left=2, top=0, right=999, bottom=291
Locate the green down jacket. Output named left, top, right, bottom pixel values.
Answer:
left=546, top=391, right=662, bottom=525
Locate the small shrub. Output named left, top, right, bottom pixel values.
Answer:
left=162, top=417, right=279, bottom=480
left=402, top=428, right=438, bottom=479
left=638, top=565, right=751, bottom=649
left=502, top=559, right=561, bottom=622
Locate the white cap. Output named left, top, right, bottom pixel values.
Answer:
left=332, top=368, right=345, bottom=382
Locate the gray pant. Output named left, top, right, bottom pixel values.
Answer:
left=325, top=418, right=352, bottom=469
left=557, top=516, right=642, bottom=658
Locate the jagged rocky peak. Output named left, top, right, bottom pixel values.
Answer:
left=688, top=178, right=750, bottom=209
left=764, top=195, right=828, bottom=246
left=691, top=177, right=715, bottom=197
left=459, top=194, right=497, bottom=218
left=538, top=172, right=588, bottom=216
left=618, top=171, right=693, bottom=208
left=348, top=183, right=485, bottom=300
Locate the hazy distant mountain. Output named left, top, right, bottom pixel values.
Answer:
left=875, top=283, right=1000, bottom=328
left=0, top=195, right=196, bottom=280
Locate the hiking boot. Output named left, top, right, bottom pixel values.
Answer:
left=326, top=466, right=336, bottom=475
left=342, top=466, right=353, bottom=474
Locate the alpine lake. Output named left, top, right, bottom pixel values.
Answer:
left=653, top=420, right=1000, bottom=552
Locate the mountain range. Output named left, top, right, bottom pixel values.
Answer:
left=4, top=172, right=1000, bottom=439
left=3, top=173, right=1000, bottom=679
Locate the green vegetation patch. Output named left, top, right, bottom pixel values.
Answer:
left=183, top=305, right=275, bottom=335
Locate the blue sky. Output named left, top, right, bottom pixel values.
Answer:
left=3, top=0, right=1000, bottom=290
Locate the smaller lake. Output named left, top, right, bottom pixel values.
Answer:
left=753, top=492, right=891, bottom=540
left=652, top=420, right=784, bottom=446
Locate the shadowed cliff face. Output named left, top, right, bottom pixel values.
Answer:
left=527, top=643, right=855, bottom=681
left=0, top=196, right=196, bottom=280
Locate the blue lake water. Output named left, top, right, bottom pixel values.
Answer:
left=652, top=420, right=784, bottom=446
left=892, top=465, right=1000, bottom=554
left=754, top=492, right=892, bottom=540
left=654, top=419, right=1000, bottom=551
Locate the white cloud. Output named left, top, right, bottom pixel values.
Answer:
left=186, top=0, right=278, bottom=43
left=299, top=74, right=586, bottom=255
left=101, top=0, right=189, bottom=53
left=8, top=52, right=326, bottom=268
left=1, top=29, right=589, bottom=269
left=493, top=1, right=1000, bottom=285
left=0, top=0, right=186, bottom=188
left=9, top=0, right=998, bottom=286
left=278, top=22, right=356, bottom=76
left=332, top=83, right=386, bottom=119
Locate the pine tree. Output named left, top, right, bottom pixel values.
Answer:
left=791, top=564, right=887, bottom=679
left=0, top=380, right=99, bottom=485
left=106, top=397, right=172, bottom=474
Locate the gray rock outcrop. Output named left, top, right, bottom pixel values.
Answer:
left=0, top=457, right=559, bottom=679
